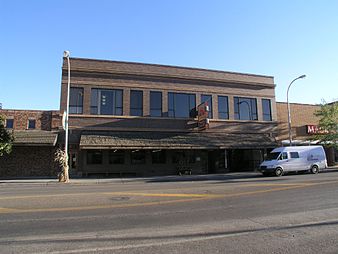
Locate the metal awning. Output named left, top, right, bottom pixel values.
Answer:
left=79, top=131, right=277, bottom=150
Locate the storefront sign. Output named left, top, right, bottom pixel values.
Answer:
left=306, top=125, right=329, bottom=135
left=198, top=102, right=209, bottom=131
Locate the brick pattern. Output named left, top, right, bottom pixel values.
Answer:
left=0, top=109, right=61, bottom=131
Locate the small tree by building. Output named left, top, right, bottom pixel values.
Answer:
left=0, top=115, right=14, bottom=156
left=54, top=148, right=70, bottom=182
left=314, top=100, right=338, bottom=149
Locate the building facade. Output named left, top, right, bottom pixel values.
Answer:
left=0, top=109, right=61, bottom=177
left=60, top=58, right=278, bottom=177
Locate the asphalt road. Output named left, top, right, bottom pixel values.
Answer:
left=1, top=170, right=338, bottom=254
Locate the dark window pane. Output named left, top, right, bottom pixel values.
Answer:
left=131, top=150, right=146, bottom=164
left=6, top=119, right=14, bottom=129
left=130, top=90, right=143, bottom=116
left=262, top=99, right=272, bottom=121
left=87, top=150, right=103, bottom=164
left=218, top=96, right=229, bottom=119
left=234, top=97, right=257, bottom=120
left=109, top=150, right=125, bottom=164
left=152, top=150, right=166, bottom=164
left=168, top=92, right=196, bottom=118
left=290, top=152, right=299, bottom=159
left=28, top=119, right=36, bottom=129
left=69, top=87, right=83, bottom=114
left=91, top=89, right=123, bottom=115
left=201, top=95, right=213, bottom=118
left=150, top=91, right=162, bottom=117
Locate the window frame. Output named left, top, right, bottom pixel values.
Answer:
left=130, top=90, right=143, bottom=116
left=5, top=118, right=14, bottom=129
left=150, top=91, right=162, bottom=117
left=86, top=150, right=103, bottom=165
left=218, top=95, right=229, bottom=119
left=27, top=119, right=36, bottom=129
left=168, top=92, right=196, bottom=118
left=90, top=88, right=123, bottom=115
left=201, top=94, right=213, bottom=119
left=234, top=97, right=258, bottom=120
left=69, top=87, right=84, bottom=114
left=262, top=99, right=272, bottom=121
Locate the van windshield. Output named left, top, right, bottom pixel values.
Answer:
left=266, top=152, right=280, bottom=161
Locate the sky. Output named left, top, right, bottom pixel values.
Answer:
left=0, top=0, right=337, bottom=110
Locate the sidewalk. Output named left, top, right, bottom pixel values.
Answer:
left=1, top=166, right=337, bottom=185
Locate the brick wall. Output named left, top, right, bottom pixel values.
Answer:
left=0, top=109, right=61, bottom=131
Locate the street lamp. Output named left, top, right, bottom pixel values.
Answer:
left=63, top=50, right=71, bottom=182
left=287, top=74, right=306, bottom=146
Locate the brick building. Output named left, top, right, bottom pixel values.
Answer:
left=276, top=102, right=337, bottom=165
left=60, top=57, right=278, bottom=177
left=0, top=109, right=61, bottom=177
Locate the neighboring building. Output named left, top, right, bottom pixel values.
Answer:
left=0, top=109, right=61, bottom=177
left=276, top=102, right=337, bottom=165
left=60, top=57, right=278, bottom=177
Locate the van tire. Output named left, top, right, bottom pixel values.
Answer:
left=275, top=167, right=283, bottom=177
left=311, top=165, right=319, bottom=174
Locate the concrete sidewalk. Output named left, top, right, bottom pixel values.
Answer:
left=1, top=166, right=337, bottom=185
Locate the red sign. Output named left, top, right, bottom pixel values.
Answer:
left=198, top=102, right=209, bottom=131
left=306, top=125, right=329, bottom=135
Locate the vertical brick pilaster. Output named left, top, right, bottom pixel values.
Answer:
left=123, top=88, right=130, bottom=116
left=83, top=86, right=91, bottom=115
left=228, top=96, right=234, bottom=120
left=212, top=94, right=218, bottom=119
left=257, top=98, right=263, bottom=121
left=162, top=91, right=168, bottom=117
left=143, top=90, right=150, bottom=116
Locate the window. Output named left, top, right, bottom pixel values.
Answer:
left=262, top=99, right=272, bottom=121
left=131, top=150, right=146, bottom=164
left=201, top=94, right=213, bottom=118
left=87, top=150, right=103, bottom=164
left=5, top=119, right=14, bottom=129
left=152, top=150, right=166, bottom=164
left=218, top=96, right=229, bottom=119
left=290, top=152, right=299, bottom=159
left=69, top=87, right=83, bottom=114
left=279, top=152, right=288, bottom=160
left=130, top=90, right=143, bottom=116
left=234, top=97, right=258, bottom=120
left=150, top=91, right=162, bottom=117
left=109, top=150, right=125, bottom=164
left=91, top=89, right=123, bottom=115
left=168, top=92, right=196, bottom=118
left=28, top=119, right=36, bottom=129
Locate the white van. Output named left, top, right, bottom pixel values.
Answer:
left=259, top=146, right=327, bottom=176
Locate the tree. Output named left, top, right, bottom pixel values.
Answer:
left=0, top=115, right=14, bottom=156
left=54, top=148, right=70, bottom=182
left=314, top=100, right=338, bottom=148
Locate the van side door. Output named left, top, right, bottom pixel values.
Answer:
left=278, top=152, right=291, bottom=171
left=289, top=152, right=302, bottom=171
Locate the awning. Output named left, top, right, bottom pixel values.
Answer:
left=13, top=131, right=58, bottom=146
left=79, top=131, right=277, bottom=150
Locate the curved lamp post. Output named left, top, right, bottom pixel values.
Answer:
left=63, top=50, right=71, bottom=182
left=287, top=74, right=306, bottom=146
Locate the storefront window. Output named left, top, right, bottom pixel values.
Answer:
left=150, top=91, right=162, bottom=117
left=131, top=150, right=146, bottom=164
left=234, top=97, right=258, bottom=120
left=90, top=88, right=123, bottom=115
left=218, top=96, right=229, bottom=119
left=130, top=90, right=143, bottom=116
left=109, top=150, right=125, bottom=164
left=87, top=150, right=103, bottom=164
left=168, top=92, right=196, bottom=118
left=69, top=87, right=83, bottom=114
left=151, top=150, right=166, bottom=164
left=201, top=94, right=213, bottom=118
left=262, top=99, right=272, bottom=121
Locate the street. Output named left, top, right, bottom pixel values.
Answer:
left=1, top=170, right=338, bottom=254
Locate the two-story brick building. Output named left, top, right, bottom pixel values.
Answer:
left=60, top=57, right=278, bottom=177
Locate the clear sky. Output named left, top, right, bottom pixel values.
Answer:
left=1, top=0, right=337, bottom=110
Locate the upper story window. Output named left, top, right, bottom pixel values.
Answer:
left=69, top=87, right=83, bottom=114
left=218, top=96, right=229, bottom=119
left=5, top=119, right=14, bottom=129
left=130, top=90, right=143, bottom=116
left=168, top=92, right=196, bottom=118
left=150, top=91, right=162, bottom=117
left=234, top=97, right=258, bottom=120
left=262, top=99, right=272, bottom=121
left=91, top=88, right=123, bottom=115
left=28, top=119, right=36, bottom=129
left=201, top=94, right=213, bottom=118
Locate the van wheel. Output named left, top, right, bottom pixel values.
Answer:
left=311, top=165, right=319, bottom=174
left=275, top=167, right=283, bottom=177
